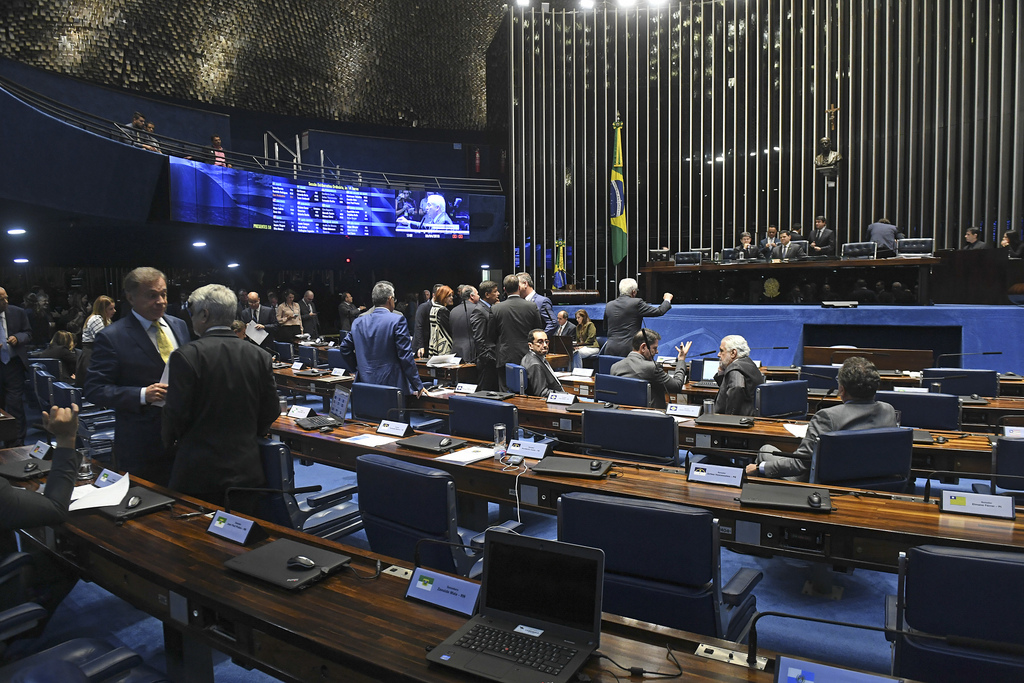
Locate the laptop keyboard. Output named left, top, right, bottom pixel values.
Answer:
left=295, top=415, right=339, bottom=429
left=456, top=624, right=577, bottom=675
left=692, top=379, right=719, bottom=388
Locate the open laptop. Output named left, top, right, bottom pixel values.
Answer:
left=547, top=335, right=575, bottom=358
left=296, top=387, right=349, bottom=430
left=428, top=531, right=604, bottom=683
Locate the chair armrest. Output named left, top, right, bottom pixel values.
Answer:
left=306, top=484, right=357, bottom=509
left=722, top=567, right=763, bottom=607
left=469, top=520, right=525, bottom=549
left=884, top=594, right=898, bottom=642
left=0, top=553, right=32, bottom=583
left=0, top=602, right=47, bottom=642
left=80, top=646, right=143, bottom=681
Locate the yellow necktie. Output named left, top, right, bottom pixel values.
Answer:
left=153, top=321, right=173, bottom=363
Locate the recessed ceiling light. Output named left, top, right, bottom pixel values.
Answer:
left=193, top=241, right=207, bottom=247
left=13, top=258, right=28, bottom=264
left=481, top=264, right=491, bottom=269
left=227, top=262, right=239, bottom=268
left=7, top=228, right=26, bottom=235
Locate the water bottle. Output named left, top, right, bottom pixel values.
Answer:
left=493, top=423, right=507, bottom=462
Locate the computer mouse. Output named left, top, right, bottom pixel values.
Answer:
left=126, top=495, right=142, bottom=509
left=439, top=437, right=452, bottom=447
left=319, top=425, right=333, bottom=433
left=590, top=460, right=602, bottom=470
left=807, top=492, right=822, bottom=508
left=970, top=394, right=980, bottom=400
left=739, top=417, right=754, bottom=426
left=23, top=462, right=38, bottom=472
left=935, top=436, right=947, bottom=444
left=287, top=555, right=316, bottom=570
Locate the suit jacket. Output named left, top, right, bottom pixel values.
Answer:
left=298, top=299, right=319, bottom=337
left=0, top=446, right=79, bottom=530
left=866, top=223, right=899, bottom=252
left=487, top=295, right=543, bottom=368
left=602, top=295, right=671, bottom=357
left=470, top=302, right=494, bottom=362
left=521, top=350, right=563, bottom=397
left=760, top=400, right=898, bottom=479
left=337, top=301, right=360, bottom=332
left=962, top=240, right=991, bottom=250
left=339, top=308, right=424, bottom=395
left=759, top=236, right=780, bottom=259
left=528, top=292, right=557, bottom=333
left=809, top=227, right=835, bottom=256
left=713, top=355, right=764, bottom=416
left=162, top=330, right=279, bottom=507
left=450, top=299, right=481, bottom=362
left=83, top=313, right=190, bottom=485
left=413, top=300, right=433, bottom=354
left=554, top=320, right=577, bottom=338
left=240, top=305, right=278, bottom=331
left=770, top=243, right=806, bottom=260
left=610, top=352, right=686, bottom=409
left=0, top=304, right=32, bottom=365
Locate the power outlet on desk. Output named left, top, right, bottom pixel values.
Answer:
left=695, top=642, right=766, bottom=670
left=383, top=565, right=413, bottom=580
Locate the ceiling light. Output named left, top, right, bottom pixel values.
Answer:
left=227, top=262, right=239, bottom=268
left=7, top=228, right=25, bottom=235
left=13, top=258, right=28, bottom=264
left=193, top=241, right=207, bottom=247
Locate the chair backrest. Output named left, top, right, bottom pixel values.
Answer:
left=325, top=347, right=350, bottom=372
left=449, top=395, right=518, bottom=441
left=296, top=346, right=318, bottom=367
left=582, top=408, right=678, bottom=464
left=596, top=354, right=620, bottom=375
left=894, top=545, right=1024, bottom=681
left=351, top=383, right=404, bottom=422
left=896, top=238, right=934, bottom=256
left=841, top=241, right=878, bottom=259
left=755, top=380, right=809, bottom=419
left=258, top=438, right=301, bottom=528
left=991, top=437, right=1024, bottom=493
left=791, top=239, right=810, bottom=255
left=876, top=390, right=960, bottom=431
left=51, top=381, right=81, bottom=409
left=273, top=341, right=293, bottom=361
left=921, top=367, right=1000, bottom=397
left=810, top=427, right=914, bottom=491
left=356, top=453, right=463, bottom=575
left=594, top=374, right=651, bottom=408
left=558, top=492, right=726, bottom=638
left=29, top=357, right=61, bottom=378
left=33, top=367, right=55, bottom=408
left=720, top=248, right=738, bottom=262
left=799, top=364, right=840, bottom=391
left=674, top=251, right=702, bottom=265
left=504, top=363, right=527, bottom=395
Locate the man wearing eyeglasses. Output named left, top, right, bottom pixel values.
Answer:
left=521, top=329, right=564, bottom=397
left=610, top=329, right=691, bottom=409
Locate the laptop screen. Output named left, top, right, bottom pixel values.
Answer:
left=702, top=361, right=720, bottom=381
left=774, top=654, right=901, bottom=682
left=481, top=532, right=603, bottom=638
left=329, top=386, right=350, bottom=421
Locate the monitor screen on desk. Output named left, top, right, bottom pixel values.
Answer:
left=774, top=655, right=901, bottom=683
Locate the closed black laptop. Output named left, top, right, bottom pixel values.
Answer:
left=529, top=456, right=611, bottom=479
left=427, top=531, right=604, bottom=683
left=397, top=434, right=467, bottom=454
left=694, top=414, right=756, bottom=428
left=224, top=538, right=351, bottom=591
left=0, top=458, right=51, bottom=481
left=97, top=486, right=175, bottom=522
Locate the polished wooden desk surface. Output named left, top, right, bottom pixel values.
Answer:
left=271, top=418, right=1024, bottom=572
left=1, top=446, right=773, bottom=683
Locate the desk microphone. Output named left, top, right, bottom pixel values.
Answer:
left=916, top=468, right=1024, bottom=504
left=223, top=485, right=322, bottom=513
left=547, top=437, right=679, bottom=467
left=935, top=351, right=1002, bottom=365
left=828, top=350, right=890, bottom=364
left=697, top=346, right=789, bottom=357
left=798, top=372, right=840, bottom=409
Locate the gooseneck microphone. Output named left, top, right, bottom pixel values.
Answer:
left=697, top=346, right=789, bottom=357
left=934, top=351, right=1002, bottom=365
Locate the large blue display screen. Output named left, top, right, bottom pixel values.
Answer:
left=169, top=158, right=470, bottom=238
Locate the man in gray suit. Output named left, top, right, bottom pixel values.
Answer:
left=521, top=329, right=563, bottom=397
left=746, top=357, right=898, bottom=481
left=610, top=329, right=691, bottom=409
left=450, top=284, right=480, bottom=362
left=602, top=278, right=673, bottom=356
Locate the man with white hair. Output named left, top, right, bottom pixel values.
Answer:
left=601, top=278, right=673, bottom=356
left=162, top=284, right=279, bottom=514
left=713, top=334, right=765, bottom=415
left=398, top=194, right=453, bottom=229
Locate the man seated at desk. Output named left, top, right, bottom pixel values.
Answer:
left=745, top=356, right=898, bottom=481
left=713, top=335, right=764, bottom=415
left=521, top=329, right=564, bottom=397
left=770, top=229, right=805, bottom=260
left=610, top=329, right=691, bottom=409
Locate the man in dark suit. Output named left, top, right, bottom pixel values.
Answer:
left=488, top=275, right=543, bottom=391
left=240, top=292, right=278, bottom=351
left=337, top=292, right=363, bottom=333
left=759, top=224, right=780, bottom=259
left=770, top=230, right=806, bottom=260
left=962, top=227, right=990, bottom=250
left=602, top=277, right=673, bottom=357
left=521, top=329, right=563, bottom=397
left=298, top=290, right=319, bottom=339
left=0, top=286, right=32, bottom=446
left=610, top=329, right=691, bottom=409
left=450, top=285, right=480, bottom=362
left=746, top=357, right=898, bottom=481
left=809, top=215, right=835, bottom=256
left=554, top=310, right=576, bottom=338
left=471, top=280, right=500, bottom=391
left=84, top=267, right=190, bottom=485
left=339, top=281, right=424, bottom=397
left=517, top=272, right=557, bottom=334
left=713, top=335, right=765, bottom=415
left=162, top=284, right=280, bottom=514
left=414, top=284, right=442, bottom=358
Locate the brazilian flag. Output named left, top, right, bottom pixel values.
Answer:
left=610, top=120, right=628, bottom=265
left=553, top=239, right=567, bottom=289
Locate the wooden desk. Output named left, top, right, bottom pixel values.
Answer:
left=803, top=347, right=933, bottom=372
left=3, top=446, right=775, bottom=683
left=0, top=408, right=17, bottom=443
left=270, top=418, right=1024, bottom=573
left=415, top=360, right=479, bottom=384
left=272, top=367, right=353, bottom=411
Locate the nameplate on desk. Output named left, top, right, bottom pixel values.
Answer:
left=94, top=469, right=123, bottom=488
left=655, top=355, right=676, bottom=364
left=208, top=511, right=267, bottom=545
left=940, top=491, right=1016, bottom=520
left=377, top=420, right=413, bottom=437
left=454, top=383, right=478, bottom=394
left=288, top=405, right=313, bottom=419
left=894, top=386, right=928, bottom=393
left=507, top=440, right=551, bottom=459
left=546, top=392, right=577, bottom=405
left=288, top=361, right=303, bottom=371
left=405, top=567, right=480, bottom=616
left=570, top=368, right=594, bottom=377
left=1003, top=426, right=1024, bottom=439
left=327, top=341, right=335, bottom=347
left=29, top=441, right=51, bottom=459
left=330, top=367, right=346, bottom=377
left=687, top=462, right=744, bottom=487
left=666, top=404, right=702, bottom=418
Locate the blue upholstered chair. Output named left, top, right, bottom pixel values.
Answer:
left=971, top=437, right=1024, bottom=504
left=272, top=341, right=293, bottom=361
left=351, top=382, right=404, bottom=422
left=356, top=453, right=481, bottom=577
left=810, top=427, right=914, bottom=491
left=449, top=394, right=518, bottom=441
left=558, top=492, right=762, bottom=642
left=505, top=363, right=527, bottom=395
left=581, top=408, right=678, bottom=465
left=325, top=347, right=353, bottom=373
left=876, top=390, right=961, bottom=431
left=594, top=374, right=651, bottom=408
left=596, top=354, right=620, bottom=375
left=296, top=345, right=323, bottom=368
left=0, top=634, right=170, bottom=682
left=31, top=366, right=56, bottom=409
left=921, top=367, right=1000, bottom=397
left=754, top=380, right=809, bottom=419
left=887, top=545, right=1024, bottom=681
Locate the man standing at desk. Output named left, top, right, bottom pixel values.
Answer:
left=713, top=335, right=764, bottom=416
left=339, top=281, right=424, bottom=397
left=0, top=286, right=31, bottom=446
left=85, top=267, right=190, bottom=485
left=240, top=292, right=278, bottom=351
left=521, top=329, right=563, bottom=397
left=471, top=280, right=500, bottom=391
left=162, top=284, right=279, bottom=513
left=517, top=272, right=556, bottom=334
left=809, top=216, right=834, bottom=256
left=450, top=285, right=480, bottom=362
left=298, top=290, right=319, bottom=339
left=866, top=218, right=899, bottom=257
left=488, top=275, right=543, bottom=391
left=602, top=277, right=673, bottom=357
left=610, top=329, right=691, bottom=409
left=746, top=357, right=897, bottom=480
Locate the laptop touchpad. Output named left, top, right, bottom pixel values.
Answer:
left=467, top=654, right=515, bottom=678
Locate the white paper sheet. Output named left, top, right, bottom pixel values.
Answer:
left=69, top=472, right=131, bottom=511
left=341, top=434, right=400, bottom=447
left=245, top=320, right=269, bottom=345
left=434, top=446, right=495, bottom=465
left=784, top=423, right=809, bottom=438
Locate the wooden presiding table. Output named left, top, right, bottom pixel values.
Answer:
left=1, top=446, right=776, bottom=683
left=272, top=367, right=353, bottom=411
left=270, top=418, right=1024, bottom=574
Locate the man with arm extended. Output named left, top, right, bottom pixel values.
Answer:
left=602, top=278, right=673, bottom=357
left=713, top=335, right=765, bottom=416
left=610, top=329, right=691, bottom=409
